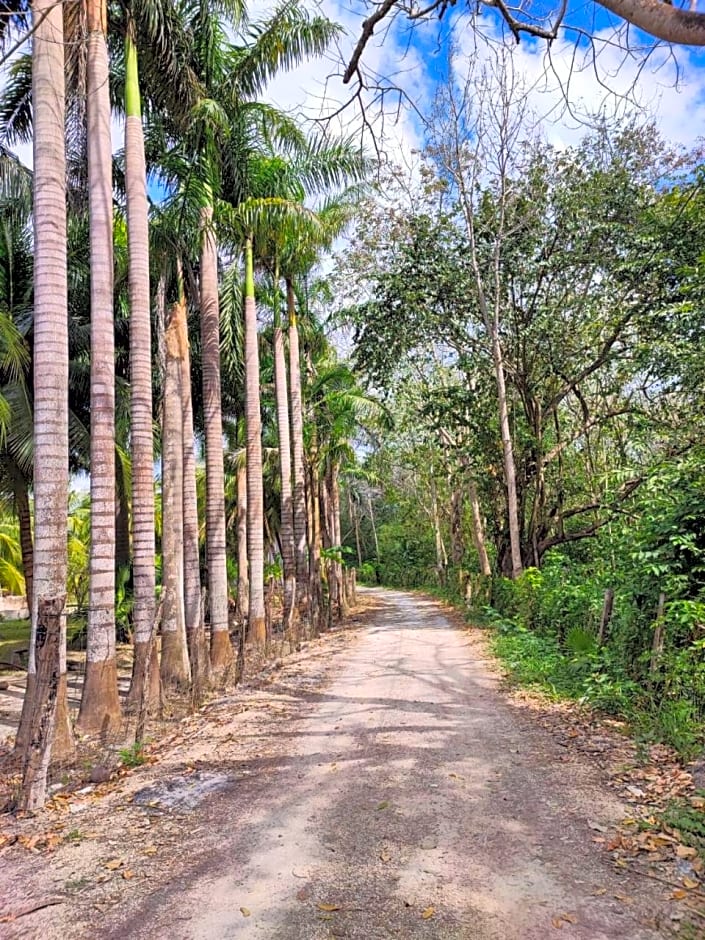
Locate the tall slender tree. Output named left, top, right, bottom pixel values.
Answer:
left=124, top=16, right=158, bottom=711
left=242, top=234, right=266, bottom=646
left=78, top=0, right=121, bottom=732
left=17, top=0, right=74, bottom=761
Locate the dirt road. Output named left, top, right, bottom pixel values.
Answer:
left=92, top=588, right=667, bottom=939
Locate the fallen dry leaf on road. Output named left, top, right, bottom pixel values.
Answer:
left=376, top=801, right=389, bottom=811
left=104, top=858, right=124, bottom=870
left=676, top=845, right=698, bottom=859
left=240, top=907, right=251, bottom=917
left=122, top=870, right=135, bottom=880
left=316, top=903, right=340, bottom=912
left=421, top=906, right=435, bottom=919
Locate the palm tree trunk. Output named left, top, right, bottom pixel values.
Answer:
left=321, top=465, right=334, bottom=628
left=125, top=24, right=158, bottom=713
left=330, top=461, right=347, bottom=618
left=181, top=319, right=210, bottom=695
left=160, top=297, right=191, bottom=692
left=273, top=303, right=296, bottom=638
left=200, top=205, right=233, bottom=673
left=286, top=280, right=308, bottom=616
left=244, top=238, right=266, bottom=647
left=235, top=460, right=249, bottom=624
left=78, top=0, right=120, bottom=734
left=308, top=438, right=323, bottom=635
left=16, top=0, right=74, bottom=763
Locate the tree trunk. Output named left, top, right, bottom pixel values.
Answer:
left=330, top=462, right=347, bottom=618
left=367, top=494, right=380, bottom=562
left=78, top=0, right=120, bottom=734
left=450, top=486, right=464, bottom=567
left=490, top=324, right=523, bottom=579
left=309, top=444, right=323, bottom=635
left=200, top=204, right=233, bottom=672
left=19, top=595, right=63, bottom=811
left=17, top=0, right=74, bottom=761
left=321, top=468, right=333, bottom=630
left=160, top=297, right=191, bottom=692
left=125, top=32, right=157, bottom=711
left=235, top=460, right=249, bottom=624
left=287, top=281, right=308, bottom=616
left=349, top=488, right=362, bottom=568
left=430, top=475, right=447, bottom=585
left=244, top=238, right=266, bottom=647
left=181, top=319, right=210, bottom=694
left=273, top=316, right=296, bottom=638
left=468, top=481, right=491, bottom=577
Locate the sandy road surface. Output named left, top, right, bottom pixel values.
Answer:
left=100, top=588, right=666, bottom=940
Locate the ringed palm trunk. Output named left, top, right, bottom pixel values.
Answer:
left=235, top=460, right=249, bottom=625
left=286, top=280, right=308, bottom=616
left=78, top=0, right=121, bottom=734
left=200, top=204, right=233, bottom=673
left=330, top=462, right=347, bottom=617
left=244, top=238, right=266, bottom=647
left=16, top=0, right=74, bottom=763
left=125, top=24, right=158, bottom=713
left=308, top=435, right=323, bottom=635
left=181, top=322, right=210, bottom=694
left=160, top=296, right=191, bottom=692
left=273, top=289, right=296, bottom=639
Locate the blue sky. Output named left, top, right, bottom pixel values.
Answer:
left=260, top=0, right=705, bottom=158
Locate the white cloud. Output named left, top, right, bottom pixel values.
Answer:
left=261, top=1, right=705, bottom=161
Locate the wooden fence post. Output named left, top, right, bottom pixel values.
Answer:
left=19, top=595, right=65, bottom=812
left=597, top=588, right=614, bottom=645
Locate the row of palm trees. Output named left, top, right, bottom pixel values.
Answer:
left=1, top=0, right=370, bottom=788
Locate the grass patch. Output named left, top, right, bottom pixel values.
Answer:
left=0, top=616, right=85, bottom=666
left=487, top=615, right=704, bottom=758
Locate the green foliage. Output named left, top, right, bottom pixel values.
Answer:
left=358, top=562, right=377, bottom=584
left=119, top=742, right=147, bottom=768
left=661, top=796, right=705, bottom=859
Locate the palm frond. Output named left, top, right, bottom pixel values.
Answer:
left=229, top=1, right=341, bottom=101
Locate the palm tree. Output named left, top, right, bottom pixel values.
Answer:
left=242, top=233, right=266, bottom=645
left=124, top=15, right=157, bottom=712
left=278, top=189, right=367, bottom=625
left=160, top=271, right=192, bottom=691
left=77, top=0, right=121, bottom=734
left=17, top=0, right=74, bottom=766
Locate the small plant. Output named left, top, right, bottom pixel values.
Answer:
left=565, top=626, right=597, bottom=655
left=67, top=828, right=83, bottom=842
left=119, top=741, right=147, bottom=768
